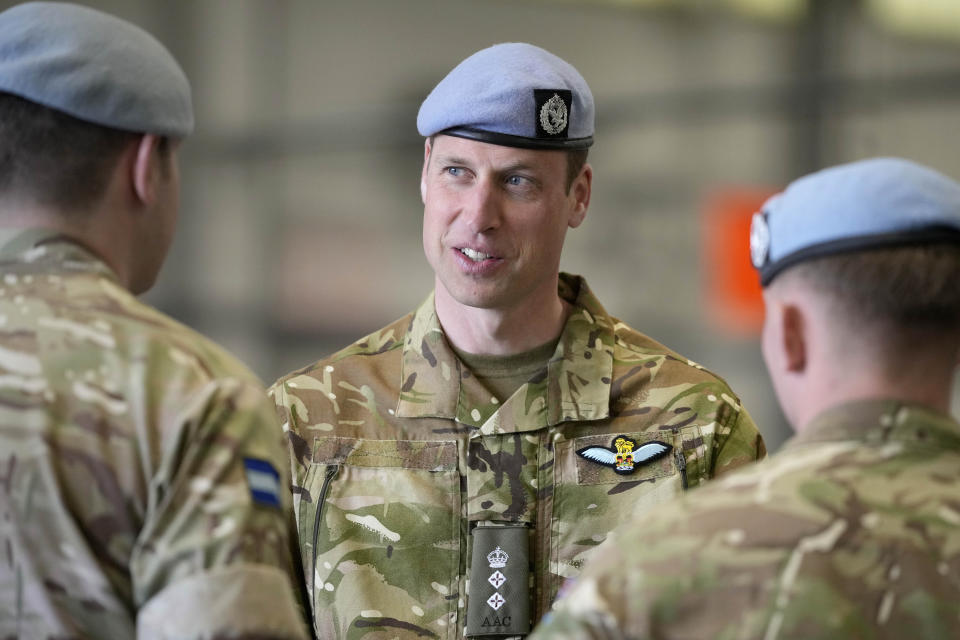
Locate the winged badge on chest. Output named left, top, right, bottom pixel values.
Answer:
left=576, top=435, right=672, bottom=475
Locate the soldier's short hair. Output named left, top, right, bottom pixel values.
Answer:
left=786, top=243, right=960, bottom=333
left=0, top=92, right=143, bottom=212
left=565, top=148, right=589, bottom=194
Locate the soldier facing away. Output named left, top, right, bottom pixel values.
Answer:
left=271, top=42, right=765, bottom=639
left=0, top=3, right=309, bottom=638
left=530, top=157, right=960, bottom=639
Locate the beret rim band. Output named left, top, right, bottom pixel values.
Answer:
left=759, top=225, right=960, bottom=286
left=439, top=127, right=594, bottom=150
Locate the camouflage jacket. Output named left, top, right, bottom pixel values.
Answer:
left=270, top=273, right=765, bottom=639
left=530, top=399, right=960, bottom=640
left=0, top=228, right=309, bottom=639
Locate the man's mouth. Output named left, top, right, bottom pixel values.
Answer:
left=459, top=247, right=497, bottom=262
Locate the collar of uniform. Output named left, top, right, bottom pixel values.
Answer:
left=0, top=226, right=119, bottom=282
left=783, top=399, right=960, bottom=451
left=395, top=273, right=614, bottom=432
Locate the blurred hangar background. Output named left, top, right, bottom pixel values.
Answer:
left=12, top=0, right=960, bottom=450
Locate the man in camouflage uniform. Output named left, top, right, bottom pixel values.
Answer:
left=530, top=157, right=960, bottom=639
left=274, top=43, right=766, bottom=639
left=0, top=3, right=309, bottom=638
left=272, top=43, right=765, bottom=639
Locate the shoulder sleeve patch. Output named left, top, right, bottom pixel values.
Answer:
left=243, top=457, right=282, bottom=509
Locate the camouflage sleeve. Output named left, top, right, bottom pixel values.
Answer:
left=529, top=504, right=694, bottom=640
left=712, top=401, right=766, bottom=477
left=531, top=471, right=839, bottom=640
left=532, top=498, right=777, bottom=640
left=530, top=610, right=626, bottom=640
left=528, top=541, right=632, bottom=640
left=132, top=377, right=310, bottom=639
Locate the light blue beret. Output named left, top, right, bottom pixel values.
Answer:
left=417, top=42, right=593, bottom=150
left=751, top=157, right=960, bottom=285
left=0, top=1, right=193, bottom=137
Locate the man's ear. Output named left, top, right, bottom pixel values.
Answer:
left=781, top=303, right=807, bottom=373
left=420, top=138, right=432, bottom=204
left=568, top=163, right=592, bottom=229
left=131, top=134, right=163, bottom=207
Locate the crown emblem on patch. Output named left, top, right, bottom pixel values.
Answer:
left=487, top=546, right=509, bottom=569
left=576, top=435, right=672, bottom=475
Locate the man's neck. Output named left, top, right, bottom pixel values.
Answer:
left=433, top=280, right=571, bottom=356
left=794, top=349, right=959, bottom=431
left=0, top=199, right=133, bottom=289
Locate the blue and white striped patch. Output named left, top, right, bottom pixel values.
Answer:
left=243, top=457, right=281, bottom=509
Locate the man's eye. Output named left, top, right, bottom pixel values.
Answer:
left=507, top=175, right=531, bottom=186
left=445, top=167, right=464, bottom=177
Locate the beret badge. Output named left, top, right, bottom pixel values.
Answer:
left=750, top=211, right=771, bottom=268
left=540, top=93, right=567, bottom=135
left=534, top=89, right=571, bottom=138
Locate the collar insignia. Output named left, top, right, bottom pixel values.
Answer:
left=576, top=435, right=672, bottom=475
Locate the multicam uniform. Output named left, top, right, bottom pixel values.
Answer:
left=271, top=273, right=766, bottom=639
left=0, top=229, right=308, bottom=639
left=531, top=400, right=960, bottom=640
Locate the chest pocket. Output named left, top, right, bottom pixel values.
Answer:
left=301, top=437, right=461, bottom=639
left=548, top=427, right=703, bottom=602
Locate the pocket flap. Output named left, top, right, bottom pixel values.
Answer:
left=312, top=436, right=458, bottom=471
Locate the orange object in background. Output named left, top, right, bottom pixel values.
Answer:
left=702, top=187, right=778, bottom=336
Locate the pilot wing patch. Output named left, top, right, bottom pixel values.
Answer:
left=576, top=435, right=672, bottom=475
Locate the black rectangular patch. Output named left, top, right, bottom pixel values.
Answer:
left=465, top=525, right=530, bottom=636
left=534, top=89, right=572, bottom=138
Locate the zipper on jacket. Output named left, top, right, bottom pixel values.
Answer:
left=674, top=450, right=688, bottom=490
left=312, top=464, right=340, bottom=593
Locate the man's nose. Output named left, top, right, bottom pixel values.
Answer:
left=461, top=178, right=502, bottom=234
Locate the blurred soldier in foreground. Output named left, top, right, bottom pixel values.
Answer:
left=0, top=3, right=309, bottom=638
left=271, top=42, right=764, bottom=638
left=530, top=157, right=960, bottom=639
